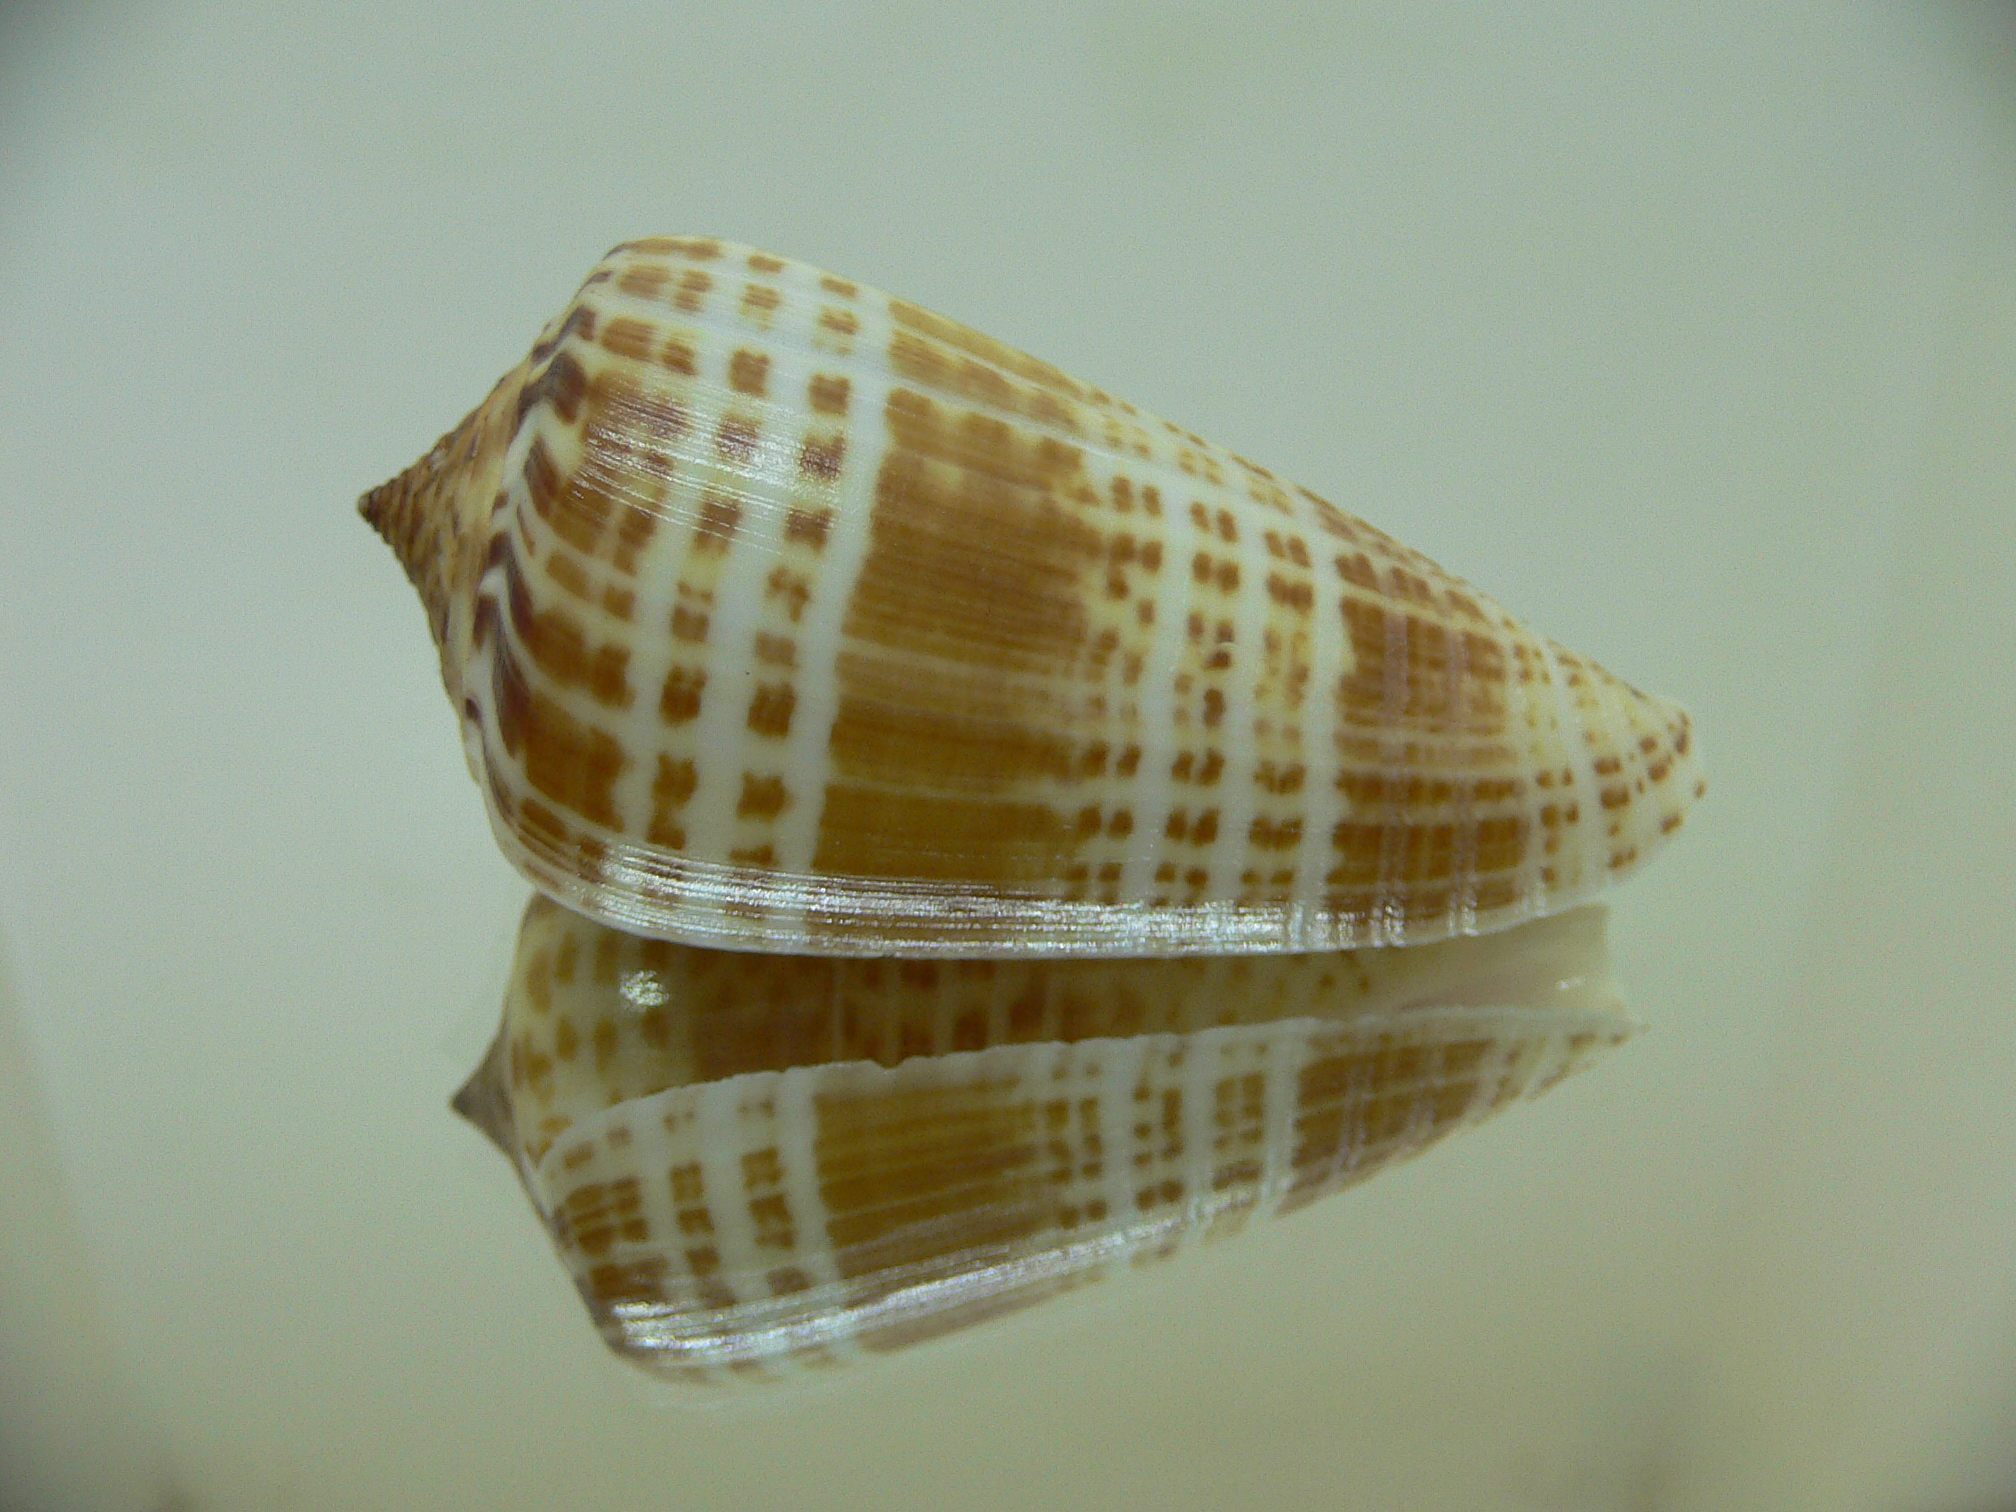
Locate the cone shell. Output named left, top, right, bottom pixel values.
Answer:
left=363, top=237, right=1703, bottom=954
left=456, top=895, right=1632, bottom=1381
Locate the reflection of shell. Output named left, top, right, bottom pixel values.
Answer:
left=363, top=237, right=1703, bottom=956
left=455, top=896, right=1631, bottom=1381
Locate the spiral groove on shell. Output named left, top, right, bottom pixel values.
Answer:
left=362, top=236, right=1702, bottom=957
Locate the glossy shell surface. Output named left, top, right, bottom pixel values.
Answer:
left=363, top=237, right=1703, bottom=955
left=456, top=896, right=1631, bottom=1382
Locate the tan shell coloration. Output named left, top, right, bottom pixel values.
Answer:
left=362, top=237, right=1703, bottom=956
left=455, top=895, right=1632, bottom=1382
left=367, top=239, right=1704, bottom=1379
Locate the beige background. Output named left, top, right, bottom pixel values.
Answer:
left=3, top=3, right=2013, bottom=1509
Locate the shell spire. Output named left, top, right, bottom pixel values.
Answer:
left=361, top=364, right=530, bottom=693
left=362, top=237, right=1703, bottom=956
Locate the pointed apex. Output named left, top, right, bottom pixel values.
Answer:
left=361, top=366, right=528, bottom=657
left=451, top=1025, right=518, bottom=1160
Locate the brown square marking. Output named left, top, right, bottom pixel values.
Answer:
left=800, top=433, right=845, bottom=481
left=714, top=416, right=758, bottom=465
left=659, top=666, right=706, bottom=724
left=785, top=507, right=833, bottom=548
left=695, top=491, right=742, bottom=548
left=601, top=317, right=655, bottom=361
left=660, top=335, right=696, bottom=374
left=808, top=373, right=851, bottom=414
left=747, top=682, right=796, bottom=738
left=617, top=263, right=669, bottom=299
left=738, top=773, right=789, bottom=819
left=729, top=348, right=769, bottom=397
left=670, top=602, right=709, bottom=643
left=669, top=1160, right=705, bottom=1204
left=585, top=1257, right=668, bottom=1306
left=652, top=755, right=697, bottom=809
left=672, top=269, right=712, bottom=312
left=766, top=566, right=811, bottom=620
